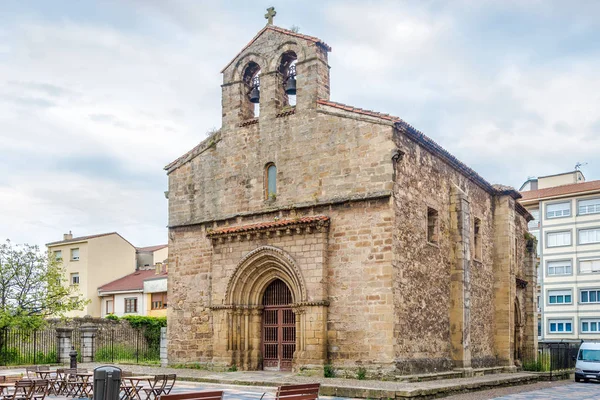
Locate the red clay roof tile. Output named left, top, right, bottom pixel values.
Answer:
left=98, top=269, right=167, bottom=293
left=207, top=215, right=329, bottom=237
left=520, top=180, right=600, bottom=202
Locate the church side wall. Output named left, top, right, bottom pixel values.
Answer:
left=392, top=132, right=498, bottom=373
left=167, top=217, right=214, bottom=364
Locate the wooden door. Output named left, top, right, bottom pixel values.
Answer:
left=262, top=279, right=295, bottom=371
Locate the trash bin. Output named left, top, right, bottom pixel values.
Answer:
left=93, top=366, right=122, bottom=400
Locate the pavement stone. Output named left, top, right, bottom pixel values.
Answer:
left=492, top=382, right=600, bottom=400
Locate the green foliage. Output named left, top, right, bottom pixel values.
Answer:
left=171, top=363, right=208, bottom=370
left=105, top=314, right=119, bottom=321
left=356, top=367, right=367, bottom=380
left=94, top=343, right=159, bottom=363
left=0, top=347, right=56, bottom=365
left=323, top=364, right=334, bottom=378
left=227, top=364, right=238, bottom=372
left=0, top=240, right=88, bottom=329
left=522, top=351, right=551, bottom=372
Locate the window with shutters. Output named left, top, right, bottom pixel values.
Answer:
left=580, top=289, right=600, bottom=304
left=579, top=228, right=600, bottom=245
left=546, top=202, right=571, bottom=219
left=548, top=289, right=572, bottom=305
left=151, top=292, right=167, bottom=310
left=547, top=260, right=572, bottom=276
left=70, top=248, right=80, bottom=261
left=546, top=231, right=571, bottom=248
left=578, top=198, right=600, bottom=216
left=580, top=258, right=600, bottom=274
left=124, top=298, right=138, bottom=313
left=548, top=319, right=573, bottom=333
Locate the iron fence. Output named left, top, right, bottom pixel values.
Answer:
left=94, top=326, right=160, bottom=364
left=522, top=343, right=579, bottom=374
left=0, top=328, right=58, bottom=365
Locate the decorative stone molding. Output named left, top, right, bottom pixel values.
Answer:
left=292, top=300, right=329, bottom=307
left=238, top=118, right=259, bottom=127
left=206, top=215, right=329, bottom=244
left=223, top=245, right=308, bottom=305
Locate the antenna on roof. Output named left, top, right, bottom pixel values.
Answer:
left=575, top=162, right=588, bottom=171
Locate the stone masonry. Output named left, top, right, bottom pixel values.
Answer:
left=164, top=21, right=537, bottom=376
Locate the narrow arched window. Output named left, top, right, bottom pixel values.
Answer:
left=266, top=163, right=277, bottom=200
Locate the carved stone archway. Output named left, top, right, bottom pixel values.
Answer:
left=212, top=246, right=325, bottom=371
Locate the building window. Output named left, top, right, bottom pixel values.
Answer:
left=546, top=202, right=571, bottom=219
left=580, top=289, right=600, bottom=303
left=537, top=318, right=542, bottom=337
left=71, top=248, right=80, bottom=261
left=581, top=319, right=600, bottom=333
left=547, top=260, right=572, bottom=276
left=124, top=298, right=138, bottom=313
left=579, top=198, right=600, bottom=216
left=528, top=209, right=540, bottom=230
left=548, top=290, right=572, bottom=304
left=54, top=250, right=62, bottom=261
left=70, top=273, right=79, bottom=285
left=546, top=231, right=571, bottom=248
left=580, top=258, right=600, bottom=274
left=549, top=319, right=573, bottom=333
left=265, top=163, right=277, bottom=200
left=579, top=228, right=600, bottom=245
left=106, top=299, right=114, bottom=314
left=473, top=217, right=482, bottom=260
left=427, top=207, right=439, bottom=244
left=151, top=292, right=168, bottom=310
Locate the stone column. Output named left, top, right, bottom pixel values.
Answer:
left=56, top=327, right=74, bottom=364
left=160, top=327, right=168, bottom=367
left=449, top=186, right=472, bottom=372
left=493, top=195, right=516, bottom=368
left=293, top=303, right=328, bottom=373
left=79, top=324, right=98, bottom=363
left=522, top=237, right=538, bottom=355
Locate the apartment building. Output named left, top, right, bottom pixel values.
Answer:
left=97, top=264, right=168, bottom=317
left=46, top=232, right=137, bottom=317
left=520, top=171, right=600, bottom=342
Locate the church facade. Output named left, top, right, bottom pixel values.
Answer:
left=165, top=21, right=537, bottom=376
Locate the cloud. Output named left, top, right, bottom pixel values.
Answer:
left=1, top=1, right=599, bottom=248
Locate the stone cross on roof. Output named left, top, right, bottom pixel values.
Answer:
left=265, top=7, right=276, bottom=25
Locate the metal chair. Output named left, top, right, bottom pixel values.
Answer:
left=162, top=374, right=177, bottom=395
left=4, top=380, right=35, bottom=400
left=31, top=380, right=47, bottom=400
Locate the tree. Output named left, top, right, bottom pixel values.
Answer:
left=0, top=240, right=88, bottom=329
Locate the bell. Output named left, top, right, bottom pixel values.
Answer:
left=249, top=86, right=260, bottom=103
left=284, top=76, right=296, bottom=95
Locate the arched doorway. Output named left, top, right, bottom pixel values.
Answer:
left=262, top=279, right=295, bottom=371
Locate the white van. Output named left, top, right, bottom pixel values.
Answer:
left=575, top=342, right=600, bottom=382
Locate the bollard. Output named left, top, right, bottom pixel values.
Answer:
left=69, top=347, right=78, bottom=369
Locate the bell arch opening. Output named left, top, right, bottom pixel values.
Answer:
left=242, top=61, right=261, bottom=119
left=262, top=279, right=295, bottom=371
left=278, top=51, right=297, bottom=107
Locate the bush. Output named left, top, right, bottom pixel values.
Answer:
left=356, top=367, right=367, bottom=380
left=227, top=364, right=237, bottom=372
left=323, top=364, right=334, bottom=378
left=522, top=351, right=551, bottom=372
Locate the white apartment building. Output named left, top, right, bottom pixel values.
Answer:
left=520, top=171, right=600, bottom=343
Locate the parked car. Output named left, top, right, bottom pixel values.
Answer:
left=575, top=342, right=600, bottom=382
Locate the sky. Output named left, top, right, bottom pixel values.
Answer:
left=1, top=0, right=599, bottom=248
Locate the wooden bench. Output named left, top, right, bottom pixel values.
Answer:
left=274, top=383, right=320, bottom=400
left=159, top=391, right=224, bottom=400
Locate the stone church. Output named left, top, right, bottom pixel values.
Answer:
left=165, top=13, right=537, bottom=376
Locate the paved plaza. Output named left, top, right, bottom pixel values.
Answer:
left=491, top=382, right=600, bottom=400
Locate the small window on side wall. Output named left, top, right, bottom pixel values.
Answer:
left=427, top=207, right=439, bottom=244
left=473, top=217, right=482, bottom=260
left=265, top=163, right=277, bottom=200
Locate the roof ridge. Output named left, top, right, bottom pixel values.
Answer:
left=221, top=25, right=331, bottom=73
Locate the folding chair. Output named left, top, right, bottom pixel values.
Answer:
left=162, top=374, right=177, bottom=395
left=141, top=375, right=167, bottom=400
left=31, top=380, right=48, bottom=400
left=4, top=380, right=35, bottom=400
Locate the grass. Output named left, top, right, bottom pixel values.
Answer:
left=522, top=351, right=552, bottom=372
left=94, top=344, right=159, bottom=363
left=0, top=348, right=57, bottom=365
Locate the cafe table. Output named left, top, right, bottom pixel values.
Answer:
left=124, top=376, right=155, bottom=400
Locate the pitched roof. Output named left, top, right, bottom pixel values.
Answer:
left=136, top=244, right=168, bottom=253
left=317, top=99, right=401, bottom=122
left=98, top=269, right=167, bottom=293
left=519, top=180, right=600, bottom=202
left=221, top=25, right=331, bottom=73
left=46, top=232, right=122, bottom=247
left=207, top=215, right=330, bottom=237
